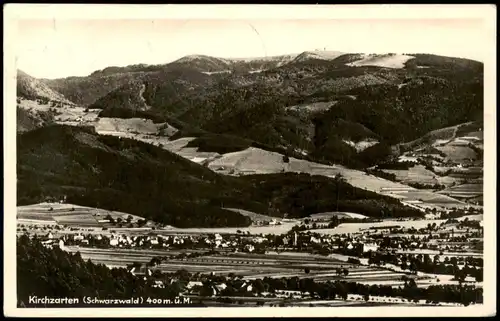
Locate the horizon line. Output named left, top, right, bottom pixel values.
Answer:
left=20, top=49, right=483, bottom=80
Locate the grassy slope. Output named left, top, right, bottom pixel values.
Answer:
left=17, top=125, right=422, bottom=228
left=39, top=53, right=483, bottom=170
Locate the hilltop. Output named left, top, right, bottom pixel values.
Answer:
left=53, top=52, right=480, bottom=169
left=17, top=70, right=72, bottom=104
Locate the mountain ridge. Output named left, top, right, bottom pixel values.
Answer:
left=17, top=51, right=483, bottom=171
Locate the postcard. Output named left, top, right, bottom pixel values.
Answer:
left=3, top=4, right=496, bottom=318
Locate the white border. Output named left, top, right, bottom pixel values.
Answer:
left=3, top=4, right=497, bottom=318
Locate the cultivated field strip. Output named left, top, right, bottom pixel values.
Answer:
left=68, top=247, right=415, bottom=284
left=17, top=203, right=147, bottom=229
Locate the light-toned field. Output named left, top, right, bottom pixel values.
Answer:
left=286, top=101, right=337, bottom=113
left=224, top=208, right=284, bottom=223
left=382, top=165, right=460, bottom=186
left=347, top=54, right=415, bottom=69
left=400, top=121, right=481, bottom=150
left=17, top=203, right=298, bottom=236
left=94, top=117, right=166, bottom=135
left=17, top=203, right=146, bottom=228
left=206, top=147, right=467, bottom=210
left=457, top=214, right=483, bottom=221
left=309, top=212, right=368, bottom=220
left=438, top=183, right=483, bottom=199
left=343, top=139, right=380, bottom=152
left=435, top=145, right=478, bottom=162
left=309, top=219, right=447, bottom=235
left=64, top=247, right=418, bottom=285
left=161, top=222, right=298, bottom=236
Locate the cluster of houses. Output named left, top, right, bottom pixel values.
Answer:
left=30, top=226, right=479, bottom=259
left=28, top=214, right=481, bottom=262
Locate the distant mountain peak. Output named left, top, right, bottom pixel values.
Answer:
left=293, top=50, right=345, bottom=62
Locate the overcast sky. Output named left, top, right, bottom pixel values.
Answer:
left=16, top=18, right=488, bottom=79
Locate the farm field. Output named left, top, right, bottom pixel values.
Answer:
left=159, top=222, right=299, bottom=236
left=63, top=247, right=427, bottom=286
left=94, top=117, right=167, bottom=136
left=381, top=165, right=462, bottom=187
left=17, top=203, right=147, bottom=228
left=206, top=147, right=467, bottom=209
left=438, top=183, right=483, bottom=199
left=308, top=219, right=447, bottom=235
left=198, top=296, right=415, bottom=307
left=224, top=208, right=286, bottom=223
left=21, top=101, right=470, bottom=211
left=19, top=98, right=473, bottom=212
left=17, top=208, right=298, bottom=237
left=309, top=212, right=368, bottom=220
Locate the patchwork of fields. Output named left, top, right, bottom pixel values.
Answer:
left=64, top=247, right=433, bottom=287
left=17, top=203, right=145, bottom=227
left=18, top=100, right=472, bottom=211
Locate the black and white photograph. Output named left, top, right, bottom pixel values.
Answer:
left=3, top=4, right=496, bottom=318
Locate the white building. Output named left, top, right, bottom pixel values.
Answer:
left=310, top=236, right=321, bottom=244
left=252, top=237, right=267, bottom=244
left=363, top=243, right=379, bottom=252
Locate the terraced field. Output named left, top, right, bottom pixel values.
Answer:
left=17, top=203, right=146, bottom=227
left=382, top=165, right=461, bottom=186
left=438, top=183, right=483, bottom=199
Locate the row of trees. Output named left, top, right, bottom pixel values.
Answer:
left=364, top=251, right=483, bottom=281
left=16, top=235, right=186, bottom=307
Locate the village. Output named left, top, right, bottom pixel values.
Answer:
left=19, top=210, right=483, bottom=284
left=16, top=200, right=484, bottom=307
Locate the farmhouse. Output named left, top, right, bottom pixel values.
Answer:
left=153, top=280, right=165, bottom=288
left=186, top=281, right=203, bottom=289
left=252, top=236, right=267, bottom=244
left=310, top=236, right=321, bottom=244
left=275, top=290, right=306, bottom=299
left=239, top=282, right=253, bottom=292
left=363, top=243, right=379, bottom=253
